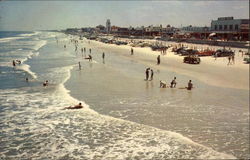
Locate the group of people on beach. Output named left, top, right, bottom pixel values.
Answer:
left=144, top=66, right=193, bottom=90
left=159, top=77, right=193, bottom=90
left=160, top=47, right=167, bottom=55
left=227, top=54, right=235, bottom=65
left=145, top=68, right=154, bottom=81
left=12, top=59, right=21, bottom=67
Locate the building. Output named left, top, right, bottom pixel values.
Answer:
left=111, top=26, right=120, bottom=33
left=106, top=19, right=111, bottom=34
left=181, top=25, right=209, bottom=33
left=96, top=25, right=106, bottom=33
left=211, top=17, right=249, bottom=40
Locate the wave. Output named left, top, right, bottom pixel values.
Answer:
left=33, top=40, right=47, bottom=51
left=15, top=64, right=37, bottom=79
left=0, top=36, right=27, bottom=43
left=18, top=32, right=40, bottom=37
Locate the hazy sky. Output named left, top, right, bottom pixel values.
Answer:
left=0, top=0, right=249, bottom=31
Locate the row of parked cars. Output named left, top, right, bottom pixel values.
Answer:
left=96, top=38, right=128, bottom=45
left=172, top=47, right=234, bottom=57
left=172, top=47, right=235, bottom=64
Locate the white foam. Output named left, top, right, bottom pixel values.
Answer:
left=19, top=32, right=39, bottom=37
left=33, top=40, right=47, bottom=51
left=16, top=64, right=37, bottom=79
left=0, top=36, right=27, bottom=43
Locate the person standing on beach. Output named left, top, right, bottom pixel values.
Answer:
left=78, top=62, right=81, bottom=70
left=145, top=68, right=150, bottom=80
left=102, top=52, right=105, bottom=60
left=64, top=45, right=66, bottom=49
left=170, top=77, right=177, bottom=88
left=232, top=54, right=235, bottom=64
left=187, top=80, right=193, bottom=90
left=75, top=45, right=78, bottom=52
left=157, top=55, right=161, bottom=65
left=84, top=47, right=86, bottom=53
left=131, top=48, right=134, bottom=55
left=81, top=48, right=83, bottom=54
left=89, top=48, right=92, bottom=54
left=150, top=69, right=154, bottom=80
left=228, top=56, right=231, bottom=65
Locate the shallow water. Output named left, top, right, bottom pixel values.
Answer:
left=0, top=31, right=248, bottom=159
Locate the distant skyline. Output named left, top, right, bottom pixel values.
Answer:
left=0, top=1, right=249, bottom=31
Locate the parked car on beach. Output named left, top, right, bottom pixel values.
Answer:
left=213, top=49, right=234, bottom=57
left=183, top=56, right=201, bottom=64
left=196, top=50, right=215, bottom=57
left=179, top=49, right=198, bottom=56
left=243, top=57, right=250, bottom=64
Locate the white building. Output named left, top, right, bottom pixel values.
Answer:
left=211, top=17, right=249, bottom=32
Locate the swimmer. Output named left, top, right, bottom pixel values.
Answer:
left=85, top=55, right=92, bottom=61
left=16, top=60, right=21, bottom=64
left=64, top=103, right=83, bottom=109
left=43, top=80, right=48, bottom=87
left=12, top=60, right=16, bottom=67
left=160, top=80, right=167, bottom=88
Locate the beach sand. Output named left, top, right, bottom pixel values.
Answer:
left=86, top=38, right=249, bottom=90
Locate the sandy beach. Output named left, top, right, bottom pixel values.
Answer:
left=81, top=37, right=249, bottom=90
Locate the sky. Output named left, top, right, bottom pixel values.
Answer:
left=0, top=0, right=249, bottom=31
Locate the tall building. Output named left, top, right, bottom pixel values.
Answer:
left=211, top=17, right=249, bottom=40
left=211, top=17, right=249, bottom=32
left=106, top=19, right=111, bottom=34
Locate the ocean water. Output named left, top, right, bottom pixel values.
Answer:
left=0, top=31, right=248, bottom=159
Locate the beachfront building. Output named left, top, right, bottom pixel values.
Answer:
left=111, top=26, right=120, bottom=33
left=211, top=17, right=249, bottom=41
left=106, top=19, right=111, bottom=34
left=144, top=25, right=163, bottom=37
left=180, top=25, right=210, bottom=39
left=96, top=25, right=106, bottom=33
left=110, top=26, right=130, bottom=37
left=162, top=25, right=177, bottom=37
left=65, top=28, right=82, bottom=35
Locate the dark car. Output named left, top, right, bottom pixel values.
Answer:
left=175, top=47, right=186, bottom=54
left=183, top=56, right=201, bottom=64
left=179, top=49, right=198, bottom=56
left=213, top=49, right=234, bottom=57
